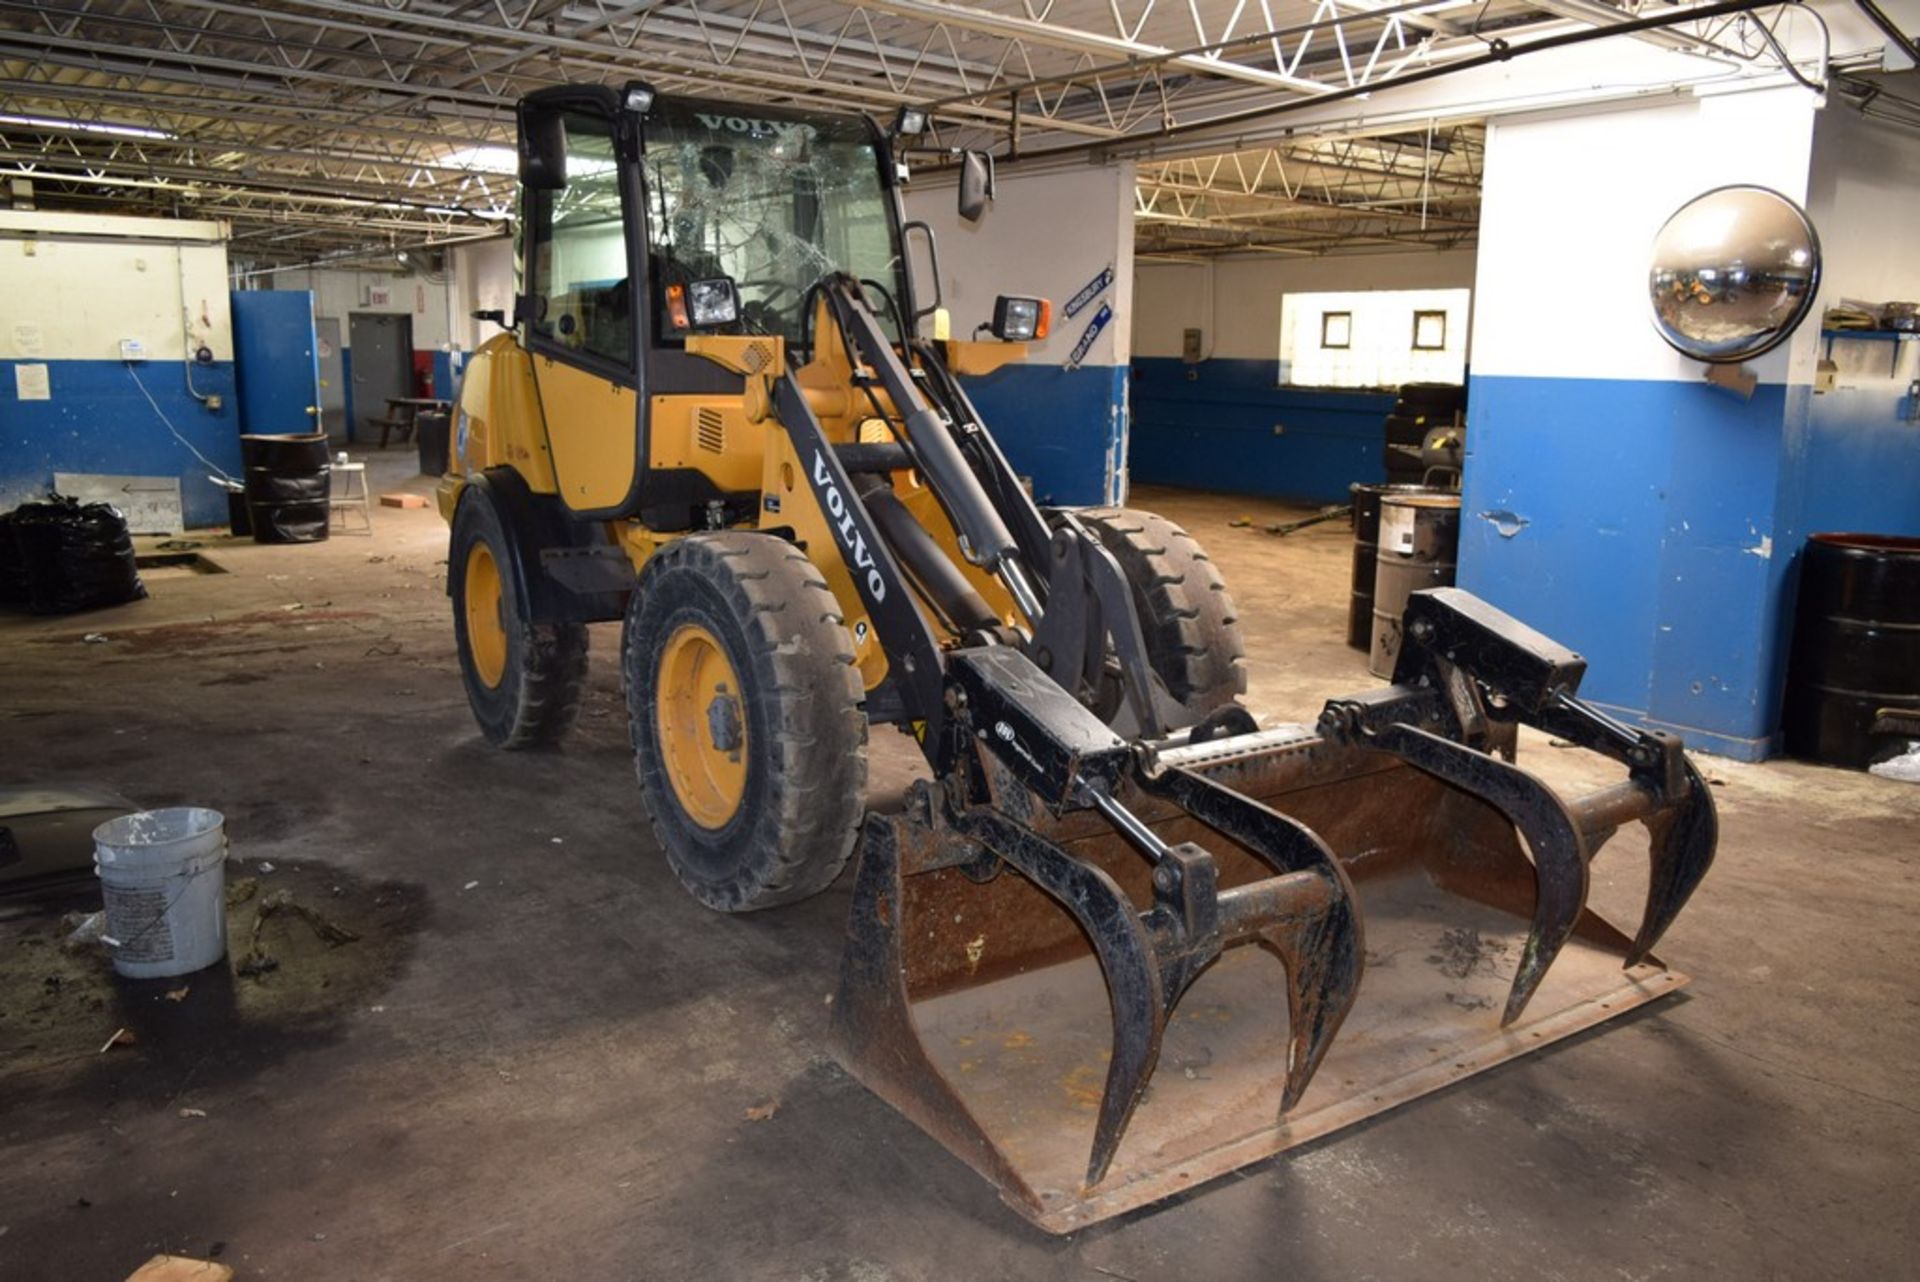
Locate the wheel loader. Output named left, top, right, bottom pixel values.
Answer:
left=439, top=82, right=1716, bottom=1232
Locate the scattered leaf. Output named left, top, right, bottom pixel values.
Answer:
left=178, top=1107, right=207, bottom=1119
left=744, top=1101, right=778, bottom=1122
left=164, top=986, right=190, bottom=1003
left=99, top=1027, right=136, bottom=1053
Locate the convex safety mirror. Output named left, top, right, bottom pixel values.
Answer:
left=1649, top=185, right=1821, bottom=363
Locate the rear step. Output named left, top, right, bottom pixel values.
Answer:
left=828, top=588, right=1715, bottom=1232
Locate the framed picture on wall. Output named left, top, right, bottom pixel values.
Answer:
left=1412, top=309, right=1448, bottom=350
left=1320, top=311, right=1352, bottom=350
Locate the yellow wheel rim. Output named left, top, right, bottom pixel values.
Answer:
left=656, top=623, right=749, bottom=830
left=464, top=542, right=508, bottom=689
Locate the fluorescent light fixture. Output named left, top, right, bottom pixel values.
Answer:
left=0, top=113, right=173, bottom=140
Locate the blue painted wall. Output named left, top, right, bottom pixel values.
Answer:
left=431, top=351, right=457, bottom=404
left=1459, top=374, right=1798, bottom=759
left=1129, top=357, right=1392, bottom=503
left=0, top=359, right=242, bottom=529
left=956, top=363, right=1127, bottom=507
left=1780, top=382, right=1920, bottom=539
left=1460, top=373, right=1920, bottom=762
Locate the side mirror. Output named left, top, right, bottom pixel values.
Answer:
left=472, top=309, right=509, bottom=331
left=519, top=108, right=568, bottom=191
left=957, top=150, right=995, bottom=224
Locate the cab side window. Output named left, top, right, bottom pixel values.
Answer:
left=525, top=112, right=632, bottom=368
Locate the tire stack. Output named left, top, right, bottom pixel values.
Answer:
left=1384, top=383, right=1466, bottom=485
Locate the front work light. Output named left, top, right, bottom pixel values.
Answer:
left=894, top=106, right=928, bottom=136
left=624, top=82, right=657, bottom=114
left=687, top=278, right=740, bottom=328
left=990, top=295, right=1051, bottom=342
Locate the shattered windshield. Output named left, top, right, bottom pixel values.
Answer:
left=640, top=100, right=903, bottom=344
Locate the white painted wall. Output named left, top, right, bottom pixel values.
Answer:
left=1806, top=101, right=1920, bottom=386
left=450, top=237, right=516, bottom=353
left=1280, top=286, right=1471, bottom=386
left=904, top=163, right=1135, bottom=367
left=0, top=214, right=232, bottom=362
left=1472, top=86, right=1821, bottom=386
left=1133, top=248, right=1477, bottom=361
left=267, top=264, right=457, bottom=352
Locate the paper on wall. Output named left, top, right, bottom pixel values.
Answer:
left=14, top=362, right=50, bottom=401
left=13, top=323, right=44, bottom=356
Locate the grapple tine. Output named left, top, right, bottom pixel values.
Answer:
left=1370, top=723, right=1590, bottom=1025
left=1145, top=767, right=1364, bottom=1111
left=957, top=807, right=1167, bottom=1189
left=1627, top=757, right=1718, bottom=966
left=1263, top=887, right=1363, bottom=1110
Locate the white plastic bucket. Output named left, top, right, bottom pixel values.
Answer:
left=92, top=807, right=229, bottom=979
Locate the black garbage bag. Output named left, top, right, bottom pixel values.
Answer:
left=6, top=495, right=149, bottom=615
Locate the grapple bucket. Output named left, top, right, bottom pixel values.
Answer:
left=827, top=590, right=1715, bottom=1233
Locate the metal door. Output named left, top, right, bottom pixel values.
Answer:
left=348, top=312, right=414, bottom=443
left=230, top=290, right=321, bottom=436
left=314, top=316, right=346, bottom=440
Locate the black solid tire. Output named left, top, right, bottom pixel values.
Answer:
left=624, top=532, right=868, bottom=912
left=450, top=488, right=589, bottom=749
left=1075, top=507, right=1248, bottom=720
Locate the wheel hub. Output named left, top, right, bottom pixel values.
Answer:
left=656, top=623, right=749, bottom=829
left=463, top=542, right=508, bottom=689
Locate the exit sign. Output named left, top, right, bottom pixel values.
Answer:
left=367, top=285, right=391, bottom=306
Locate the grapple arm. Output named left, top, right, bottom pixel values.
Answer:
left=1321, top=587, right=1717, bottom=1019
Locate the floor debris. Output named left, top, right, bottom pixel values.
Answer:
left=1426, top=927, right=1509, bottom=981
left=99, top=1027, right=136, bottom=1053
left=744, top=1101, right=779, bottom=1122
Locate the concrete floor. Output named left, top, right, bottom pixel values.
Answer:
left=2, top=457, right=1915, bottom=1280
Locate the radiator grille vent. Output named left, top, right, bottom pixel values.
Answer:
left=696, top=408, right=725, bottom=454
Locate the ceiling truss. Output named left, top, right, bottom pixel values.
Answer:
left=0, top=0, right=1854, bottom=264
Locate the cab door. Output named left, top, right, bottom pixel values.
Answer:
left=520, top=103, right=644, bottom=516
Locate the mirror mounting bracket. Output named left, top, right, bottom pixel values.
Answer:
left=1703, top=361, right=1758, bottom=400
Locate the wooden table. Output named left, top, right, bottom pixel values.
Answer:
left=378, top=397, right=452, bottom=448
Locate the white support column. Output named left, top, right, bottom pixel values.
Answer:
left=1460, top=84, right=1824, bottom=759
left=905, top=161, right=1136, bottom=505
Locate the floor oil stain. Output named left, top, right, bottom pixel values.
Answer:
left=0, top=859, right=427, bottom=1120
